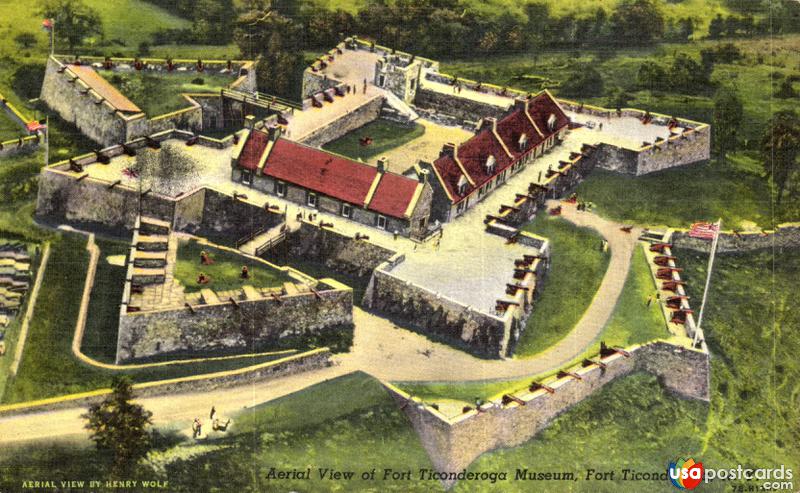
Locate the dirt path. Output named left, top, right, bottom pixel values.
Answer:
left=0, top=203, right=638, bottom=443
left=338, top=200, right=640, bottom=381
left=0, top=364, right=351, bottom=445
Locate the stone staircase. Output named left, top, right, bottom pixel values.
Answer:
left=127, top=216, right=185, bottom=311
left=382, top=90, right=419, bottom=123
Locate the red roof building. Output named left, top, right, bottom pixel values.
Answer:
left=232, top=128, right=433, bottom=238
left=427, top=90, right=569, bottom=220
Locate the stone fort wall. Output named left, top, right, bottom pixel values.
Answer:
left=116, top=281, right=353, bottom=362
left=0, top=348, right=332, bottom=417
left=385, top=341, right=709, bottom=487
left=296, top=95, right=385, bottom=147
left=35, top=131, right=284, bottom=240
left=671, top=223, right=800, bottom=253
left=40, top=56, right=142, bottom=147
left=285, top=220, right=398, bottom=278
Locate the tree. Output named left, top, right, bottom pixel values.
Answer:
left=14, top=32, right=37, bottom=49
left=38, top=0, right=103, bottom=51
left=775, top=78, right=797, bottom=99
left=762, top=111, right=800, bottom=204
left=712, top=86, right=743, bottom=164
left=234, top=10, right=305, bottom=98
left=708, top=14, right=725, bottom=39
left=636, top=61, right=668, bottom=91
left=83, top=377, right=153, bottom=473
left=609, top=0, right=665, bottom=45
left=559, top=64, right=604, bottom=98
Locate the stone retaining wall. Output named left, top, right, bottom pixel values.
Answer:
left=116, top=284, right=353, bottom=362
left=0, top=135, right=41, bottom=158
left=671, top=223, right=800, bottom=253
left=413, top=88, right=506, bottom=125
left=386, top=341, right=709, bottom=487
left=0, top=348, right=332, bottom=417
left=364, top=264, right=514, bottom=358
left=285, top=221, right=397, bottom=278
left=296, top=95, right=384, bottom=147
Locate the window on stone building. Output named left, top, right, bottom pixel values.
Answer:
left=419, top=217, right=426, bottom=229
left=410, top=78, right=416, bottom=91
left=378, top=74, right=386, bottom=87
left=377, top=215, right=387, bottom=229
left=241, top=170, right=252, bottom=185
left=307, top=192, right=318, bottom=208
left=341, top=203, right=352, bottom=218
left=456, top=201, right=465, bottom=214
left=275, top=181, right=286, bottom=197
left=210, top=115, right=217, bottom=128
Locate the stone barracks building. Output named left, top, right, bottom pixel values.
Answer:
left=231, top=127, right=434, bottom=239
left=422, top=91, right=570, bottom=222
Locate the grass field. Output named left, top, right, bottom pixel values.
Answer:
left=574, top=157, right=779, bottom=229
left=174, top=240, right=289, bottom=294
left=1, top=240, right=797, bottom=490
left=397, top=244, right=668, bottom=405
left=96, top=70, right=235, bottom=116
left=0, top=235, right=298, bottom=404
left=322, top=120, right=425, bottom=163
left=0, top=112, right=24, bottom=142
left=80, top=239, right=128, bottom=363
left=514, top=214, right=610, bottom=357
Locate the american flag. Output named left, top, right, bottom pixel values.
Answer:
left=689, top=222, right=719, bottom=240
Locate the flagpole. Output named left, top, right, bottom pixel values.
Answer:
left=693, top=218, right=721, bottom=347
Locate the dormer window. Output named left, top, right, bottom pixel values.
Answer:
left=519, top=133, right=528, bottom=151
left=547, top=113, right=557, bottom=131
left=457, top=174, right=469, bottom=195
left=485, top=155, right=496, bottom=175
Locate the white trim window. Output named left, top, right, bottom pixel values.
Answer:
left=457, top=174, right=469, bottom=196
left=241, top=170, right=252, bottom=185
left=275, top=180, right=286, bottom=197
left=307, top=192, right=318, bottom=208
left=341, top=203, right=352, bottom=218
left=485, top=154, right=496, bottom=175
left=376, top=214, right=387, bottom=230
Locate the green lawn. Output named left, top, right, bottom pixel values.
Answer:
left=96, top=70, right=234, bottom=117
left=174, top=240, right=289, bottom=294
left=2, top=241, right=797, bottom=491
left=575, top=158, right=781, bottom=229
left=1, top=235, right=297, bottom=404
left=0, top=372, right=441, bottom=492
left=81, top=239, right=128, bottom=363
left=322, top=119, right=425, bottom=163
left=397, top=244, right=668, bottom=405
left=0, top=112, right=24, bottom=142
left=514, top=214, right=610, bottom=357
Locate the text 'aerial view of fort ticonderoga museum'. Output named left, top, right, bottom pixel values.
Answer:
left=0, top=0, right=797, bottom=491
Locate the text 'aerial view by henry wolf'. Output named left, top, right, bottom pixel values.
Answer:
left=0, top=0, right=798, bottom=491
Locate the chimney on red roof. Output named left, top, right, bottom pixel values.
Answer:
left=377, top=156, right=387, bottom=173
left=418, top=168, right=429, bottom=184
left=267, top=125, right=282, bottom=142
left=478, top=117, right=498, bottom=133
left=440, top=142, right=457, bottom=159
left=513, top=97, right=530, bottom=113
left=244, top=115, right=256, bottom=129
